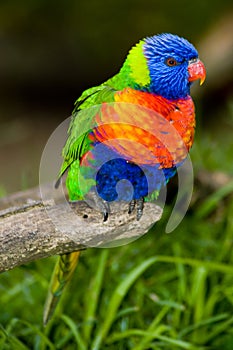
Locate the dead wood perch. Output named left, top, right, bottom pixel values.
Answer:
left=0, top=186, right=162, bottom=273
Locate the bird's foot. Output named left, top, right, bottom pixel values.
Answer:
left=84, top=191, right=110, bottom=222
left=128, top=198, right=144, bottom=220
left=128, top=199, right=136, bottom=214
left=96, top=197, right=110, bottom=222
left=102, top=202, right=110, bottom=222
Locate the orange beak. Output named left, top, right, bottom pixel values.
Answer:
left=188, top=59, right=206, bottom=85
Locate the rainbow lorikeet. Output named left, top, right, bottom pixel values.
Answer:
left=43, top=33, right=206, bottom=324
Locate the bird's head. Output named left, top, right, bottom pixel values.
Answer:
left=124, top=33, right=206, bottom=100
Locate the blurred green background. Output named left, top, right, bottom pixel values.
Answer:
left=0, top=1, right=233, bottom=349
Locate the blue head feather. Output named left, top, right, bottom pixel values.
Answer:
left=144, top=33, right=198, bottom=100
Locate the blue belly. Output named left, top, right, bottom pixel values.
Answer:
left=80, top=143, right=177, bottom=202
left=96, top=159, right=176, bottom=202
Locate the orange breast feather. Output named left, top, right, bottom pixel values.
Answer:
left=93, top=88, right=195, bottom=168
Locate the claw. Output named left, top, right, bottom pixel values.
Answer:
left=103, top=207, right=109, bottom=222
left=128, top=198, right=144, bottom=220
left=88, top=191, right=110, bottom=222
left=136, top=197, right=144, bottom=221
left=101, top=200, right=110, bottom=222
left=128, top=199, right=136, bottom=214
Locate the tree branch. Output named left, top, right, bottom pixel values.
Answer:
left=0, top=187, right=162, bottom=272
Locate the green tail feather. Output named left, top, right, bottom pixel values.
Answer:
left=43, top=251, right=81, bottom=325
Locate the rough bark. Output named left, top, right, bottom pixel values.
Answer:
left=1, top=170, right=231, bottom=273
left=0, top=187, right=162, bottom=272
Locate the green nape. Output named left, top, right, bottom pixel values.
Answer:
left=106, top=39, right=150, bottom=90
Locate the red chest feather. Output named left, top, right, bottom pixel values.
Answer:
left=92, top=88, right=195, bottom=168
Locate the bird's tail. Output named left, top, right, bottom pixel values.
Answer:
left=43, top=251, right=81, bottom=326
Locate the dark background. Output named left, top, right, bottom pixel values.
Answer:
left=0, top=0, right=232, bottom=195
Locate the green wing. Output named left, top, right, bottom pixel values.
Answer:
left=56, top=85, right=116, bottom=189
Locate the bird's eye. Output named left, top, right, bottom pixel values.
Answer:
left=166, top=58, right=178, bottom=67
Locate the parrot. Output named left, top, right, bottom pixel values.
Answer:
left=43, top=33, right=206, bottom=325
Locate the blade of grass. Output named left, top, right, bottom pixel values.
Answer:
left=173, top=243, right=188, bottom=328
left=60, top=314, right=86, bottom=350
left=83, top=249, right=109, bottom=342
left=106, top=328, right=201, bottom=350
left=114, top=306, right=139, bottom=321
left=190, top=267, right=207, bottom=323
left=149, top=255, right=233, bottom=274
left=106, top=326, right=169, bottom=344
left=149, top=295, right=185, bottom=311
left=202, top=315, right=233, bottom=343
left=195, top=180, right=233, bottom=219
left=91, top=256, right=159, bottom=350
left=3, top=334, right=30, bottom=350
left=0, top=325, right=29, bottom=350
left=152, top=334, right=203, bottom=350
left=217, top=199, right=233, bottom=262
left=1, top=321, right=50, bottom=350
left=174, top=245, right=187, bottom=301
left=16, top=320, right=56, bottom=350
left=133, top=306, right=171, bottom=350
left=179, top=313, right=229, bottom=338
